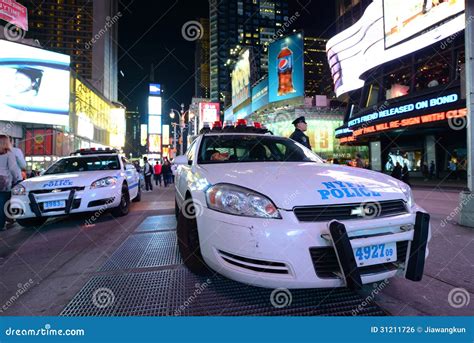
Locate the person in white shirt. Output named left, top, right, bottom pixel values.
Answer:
left=0, top=135, right=21, bottom=229
left=10, top=137, right=26, bottom=181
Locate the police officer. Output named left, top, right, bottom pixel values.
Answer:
left=290, top=116, right=311, bottom=150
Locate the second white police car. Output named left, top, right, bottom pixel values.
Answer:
left=10, top=148, right=141, bottom=228
left=174, top=121, right=431, bottom=289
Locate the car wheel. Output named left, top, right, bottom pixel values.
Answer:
left=112, top=185, right=130, bottom=217
left=177, top=199, right=209, bottom=275
left=17, top=217, right=47, bottom=229
left=132, top=186, right=141, bottom=202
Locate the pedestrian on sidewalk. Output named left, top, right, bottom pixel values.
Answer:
left=0, top=135, right=22, bottom=231
left=391, top=162, right=402, bottom=180
left=448, top=160, right=457, bottom=180
left=402, top=164, right=410, bottom=186
left=162, top=158, right=172, bottom=187
left=154, top=161, right=162, bottom=187
left=422, top=163, right=429, bottom=181
left=429, top=161, right=435, bottom=180
left=143, top=157, right=154, bottom=191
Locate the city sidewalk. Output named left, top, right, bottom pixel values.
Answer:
left=409, top=177, right=467, bottom=191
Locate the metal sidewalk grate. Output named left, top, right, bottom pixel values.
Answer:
left=99, top=231, right=182, bottom=272
left=61, top=268, right=386, bottom=317
left=135, top=215, right=177, bottom=233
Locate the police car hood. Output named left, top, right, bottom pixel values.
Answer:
left=21, top=171, right=121, bottom=190
left=201, top=162, right=407, bottom=209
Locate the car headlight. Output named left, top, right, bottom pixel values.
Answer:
left=206, top=184, right=281, bottom=219
left=399, top=183, right=414, bottom=209
left=91, top=177, right=117, bottom=189
left=12, top=184, right=26, bottom=196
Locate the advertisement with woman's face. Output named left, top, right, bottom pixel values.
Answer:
left=0, top=40, right=71, bottom=126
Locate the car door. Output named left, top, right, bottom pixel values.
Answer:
left=122, top=157, right=139, bottom=198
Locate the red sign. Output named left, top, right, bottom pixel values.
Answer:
left=352, top=108, right=467, bottom=137
left=0, top=0, right=28, bottom=31
left=199, top=102, right=220, bottom=125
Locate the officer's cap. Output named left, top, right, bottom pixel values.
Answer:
left=292, top=116, right=307, bottom=126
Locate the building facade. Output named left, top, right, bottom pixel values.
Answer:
left=195, top=18, right=210, bottom=99
left=330, top=0, right=467, bottom=178
left=209, top=0, right=289, bottom=109
left=24, top=0, right=119, bottom=101
left=304, top=36, right=333, bottom=98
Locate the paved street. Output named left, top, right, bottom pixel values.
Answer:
left=0, top=186, right=472, bottom=316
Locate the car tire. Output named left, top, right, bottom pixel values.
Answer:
left=175, top=199, right=179, bottom=219
left=132, top=186, right=141, bottom=202
left=177, top=199, right=210, bottom=275
left=17, top=217, right=47, bottom=229
left=112, top=185, right=130, bottom=217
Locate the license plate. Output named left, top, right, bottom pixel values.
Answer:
left=42, top=200, right=66, bottom=210
left=353, top=242, right=397, bottom=267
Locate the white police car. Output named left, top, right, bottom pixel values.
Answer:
left=11, top=148, right=141, bottom=228
left=174, top=121, right=431, bottom=289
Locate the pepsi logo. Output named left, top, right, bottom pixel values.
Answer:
left=278, top=59, right=288, bottom=69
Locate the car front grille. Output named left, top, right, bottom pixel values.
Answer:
left=30, top=187, right=85, bottom=195
left=218, top=250, right=290, bottom=275
left=294, top=199, right=408, bottom=222
left=309, top=241, right=409, bottom=279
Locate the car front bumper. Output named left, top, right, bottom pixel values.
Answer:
left=196, top=205, right=431, bottom=289
left=10, top=186, right=122, bottom=220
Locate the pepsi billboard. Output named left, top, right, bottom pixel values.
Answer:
left=268, top=32, right=304, bottom=103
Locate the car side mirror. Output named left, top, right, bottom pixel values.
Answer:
left=174, top=155, right=189, bottom=166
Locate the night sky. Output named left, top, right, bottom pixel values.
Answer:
left=117, top=0, right=336, bottom=115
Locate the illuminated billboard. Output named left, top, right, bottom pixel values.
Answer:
left=268, top=32, right=304, bottom=103
left=251, top=78, right=269, bottom=112
left=148, top=96, right=162, bottom=115
left=148, top=134, right=161, bottom=153
left=383, top=0, right=464, bottom=49
left=0, top=40, right=70, bottom=126
left=162, top=124, right=170, bottom=145
left=327, top=0, right=465, bottom=97
left=0, top=0, right=28, bottom=30
left=140, top=124, right=148, bottom=146
left=199, top=102, right=220, bottom=128
left=149, top=83, right=161, bottom=96
left=231, top=49, right=251, bottom=108
left=148, top=115, right=162, bottom=134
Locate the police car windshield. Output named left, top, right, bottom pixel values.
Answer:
left=44, top=156, right=121, bottom=174
left=198, top=135, right=323, bottom=164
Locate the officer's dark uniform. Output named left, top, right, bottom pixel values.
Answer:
left=289, top=116, right=311, bottom=150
